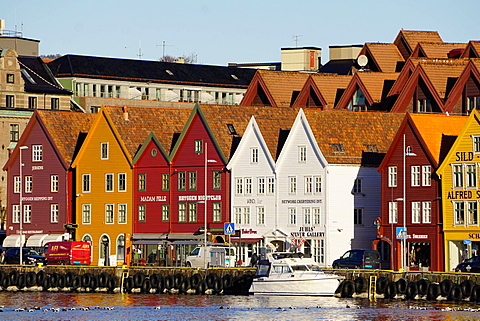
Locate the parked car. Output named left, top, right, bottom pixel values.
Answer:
left=45, top=241, right=91, bottom=265
left=332, top=249, right=381, bottom=269
left=455, top=256, right=480, bottom=272
left=186, top=244, right=236, bottom=268
left=3, top=248, right=46, bottom=265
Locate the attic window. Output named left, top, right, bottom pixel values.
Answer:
left=231, top=74, right=238, bottom=80
left=331, top=143, right=345, bottom=153
left=365, top=144, right=379, bottom=153
left=21, top=69, right=36, bottom=84
left=166, top=70, right=174, bottom=76
left=227, top=124, right=237, bottom=135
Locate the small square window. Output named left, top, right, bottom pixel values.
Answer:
left=101, top=143, right=109, bottom=160
left=6, top=74, right=14, bottom=83
left=194, top=140, right=203, bottom=153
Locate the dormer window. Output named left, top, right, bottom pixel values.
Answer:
left=331, top=143, right=345, bottom=153
left=472, top=135, right=480, bottom=153
left=365, top=144, right=378, bottom=153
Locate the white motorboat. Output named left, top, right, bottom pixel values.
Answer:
left=249, top=252, right=344, bottom=296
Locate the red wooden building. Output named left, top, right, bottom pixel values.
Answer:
left=375, top=113, right=466, bottom=271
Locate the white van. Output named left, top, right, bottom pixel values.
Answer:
left=186, top=244, right=236, bottom=268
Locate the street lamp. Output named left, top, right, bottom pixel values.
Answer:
left=18, top=146, right=28, bottom=265
left=203, top=142, right=217, bottom=268
left=401, top=134, right=416, bottom=271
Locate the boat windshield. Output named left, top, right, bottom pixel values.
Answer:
left=291, top=265, right=309, bottom=271
left=272, top=265, right=292, bottom=273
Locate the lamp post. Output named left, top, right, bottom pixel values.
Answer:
left=401, top=134, right=416, bottom=271
left=18, top=146, right=28, bottom=265
left=203, top=142, right=217, bottom=268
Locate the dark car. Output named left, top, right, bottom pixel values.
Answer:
left=455, top=256, right=480, bottom=272
left=332, top=249, right=381, bottom=269
left=3, top=248, right=45, bottom=265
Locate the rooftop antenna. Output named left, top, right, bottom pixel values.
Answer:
left=292, top=35, right=303, bottom=47
left=156, top=41, right=173, bottom=59
left=137, top=40, right=143, bottom=59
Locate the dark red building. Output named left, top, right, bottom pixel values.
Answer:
left=375, top=113, right=466, bottom=271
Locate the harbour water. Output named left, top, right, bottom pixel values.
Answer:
left=0, top=292, right=480, bottom=320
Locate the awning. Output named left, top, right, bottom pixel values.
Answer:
left=2, top=234, right=25, bottom=248
left=26, top=234, right=49, bottom=247
left=132, top=233, right=169, bottom=240
left=231, top=237, right=263, bottom=243
left=170, top=241, right=201, bottom=246
left=42, top=234, right=65, bottom=245
left=132, top=240, right=169, bottom=245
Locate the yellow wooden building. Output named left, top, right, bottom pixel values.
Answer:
left=71, top=107, right=132, bottom=266
left=437, top=110, right=480, bottom=271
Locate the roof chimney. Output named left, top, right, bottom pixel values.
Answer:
left=122, top=105, right=129, bottom=121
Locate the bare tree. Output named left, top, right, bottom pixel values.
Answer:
left=159, top=53, right=198, bottom=64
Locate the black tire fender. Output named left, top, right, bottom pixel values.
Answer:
left=206, top=272, right=217, bottom=289
left=42, top=276, right=51, bottom=291
left=98, top=272, right=109, bottom=287
left=141, top=279, right=152, bottom=293
left=447, top=285, right=462, bottom=301
left=213, top=277, right=223, bottom=294
left=50, top=272, right=59, bottom=288
left=123, top=277, right=133, bottom=293
left=174, top=273, right=185, bottom=289
left=385, top=281, right=397, bottom=299
left=107, top=276, right=117, bottom=292
left=81, top=273, right=91, bottom=288
left=190, top=273, right=202, bottom=289
left=17, top=274, right=26, bottom=289
left=9, top=270, right=19, bottom=286
left=149, top=273, right=160, bottom=288
left=180, top=277, right=192, bottom=293
left=196, top=280, right=207, bottom=294
left=57, top=274, right=66, bottom=288
left=156, top=276, right=165, bottom=293
left=376, top=276, right=388, bottom=294
left=417, top=278, right=430, bottom=296
left=470, top=284, right=480, bottom=302
left=165, top=274, right=174, bottom=290
left=426, top=283, right=441, bottom=300
left=72, top=275, right=82, bottom=290
left=461, top=279, right=474, bottom=298
left=222, top=274, right=233, bottom=289
left=354, top=276, right=368, bottom=294
left=26, top=271, right=36, bottom=287
left=440, top=279, right=454, bottom=297
left=133, top=272, right=145, bottom=288
left=396, top=278, right=408, bottom=294
left=65, top=271, right=75, bottom=287
left=89, top=275, right=99, bottom=290
left=405, top=281, right=418, bottom=299
left=341, top=280, right=355, bottom=298
left=36, top=270, right=46, bottom=286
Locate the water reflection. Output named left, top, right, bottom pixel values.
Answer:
left=0, top=292, right=479, bottom=320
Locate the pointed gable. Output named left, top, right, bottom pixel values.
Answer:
left=241, top=70, right=310, bottom=107
left=461, top=41, right=480, bottom=58
left=444, top=59, right=480, bottom=114
left=391, top=60, right=468, bottom=113
left=293, top=74, right=352, bottom=109
left=359, top=43, right=405, bottom=73
left=303, top=110, right=404, bottom=165
left=394, top=30, right=443, bottom=60
left=335, top=72, right=399, bottom=111
left=411, top=42, right=467, bottom=59
left=105, top=106, right=192, bottom=156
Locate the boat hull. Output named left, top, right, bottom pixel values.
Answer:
left=250, top=275, right=342, bottom=296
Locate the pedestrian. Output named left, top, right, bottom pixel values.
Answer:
left=250, top=252, right=258, bottom=266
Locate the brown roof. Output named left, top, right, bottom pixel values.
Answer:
left=37, top=110, right=95, bottom=164
left=418, top=60, right=468, bottom=99
left=200, top=104, right=299, bottom=160
left=413, top=42, right=467, bottom=58
left=104, top=106, right=192, bottom=157
left=461, top=41, right=480, bottom=58
left=256, top=70, right=311, bottom=107
left=310, top=74, right=352, bottom=107
left=303, top=110, right=404, bottom=164
left=409, top=113, right=467, bottom=164
left=395, top=30, right=443, bottom=52
left=357, top=72, right=400, bottom=102
left=363, top=43, right=404, bottom=72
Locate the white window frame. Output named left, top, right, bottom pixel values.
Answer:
left=82, top=204, right=91, bottom=224
left=14, top=176, right=21, bottom=193
left=50, top=204, right=59, bottom=223
left=466, top=164, right=476, bottom=188
left=105, top=173, right=114, bottom=192
left=24, top=204, right=31, bottom=223
left=212, top=202, right=221, bottom=222
left=313, top=207, right=321, bottom=225
left=454, top=201, right=465, bottom=226
left=314, top=176, right=322, bottom=194
left=298, top=146, right=307, bottom=163
left=12, top=205, right=20, bottom=223
left=388, top=166, right=397, bottom=187
left=267, top=177, right=275, bottom=194
left=473, top=135, right=480, bottom=154
left=289, top=176, right=297, bottom=194
left=101, top=142, right=109, bottom=160
left=234, top=207, right=242, bottom=225
left=25, top=176, right=32, bottom=193
left=51, top=175, right=59, bottom=193
left=243, top=207, right=250, bottom=225
left=138, top=204, right=146, bottom=222
left=422, top=201, right=431, bottom=223
left=303, top=207, right=311, bottom=225
left=258, top=177, right=265, bottom=195
left=289, top=207, right=297, bottom=225
left=32, top=145, right=42, bottom=162
left=411, top=166, right=420, bottom=187
left=305, top=176, right=312, bottom=194
left=245, top=177, right=252, bottom=195
left=422, top=165, right=431, bottom=186
left=468, top=201, right=478, bottom=226
left=251, top=147, right=258, bottom=164
left=118, top=204, right=127, bottom=224
left=452, top=164, right=464, bottom=188
left=188, top=202, right=197, bottom=222
left=235, top=178, right=243, bottom=195
left=178, top=202, right=186, bottom=222
left=389, top=201, right=398, bottom=224
left=257, top=206, right=265, bottom=225
left=105, top=204, right=114, bottom=224
left=412, top=201, right=421, bottom=223
left=118, top=173, right=126, bottom=192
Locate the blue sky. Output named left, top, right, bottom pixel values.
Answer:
left=4, top=1, right=479, bottom=66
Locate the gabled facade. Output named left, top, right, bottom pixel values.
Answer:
left=461, top=41, right=480, bottom=59
left=377, top=113, right=466, bottom=271
left=293, top=74, right=352, bottom=109
left=444, top=59, right=480, bottom=115
left=240, top=70, right=310, bottom=107
left=357, top=43, right=404, bottom=73
left=335, top=72, right=399, bottom=111
left=410, top=42, right=467, bottom=59
left=304, top=110, right=404, bottom=266
left=394, top=30, right=443, bottom=60
left=70, top=107, right=133, bottom=266
left=437, top=110, right=480, bottom=271
left=391, top=60, right=468, bottom=114
left=2, top=110, right=93, bottom=249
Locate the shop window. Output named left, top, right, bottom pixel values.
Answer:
left=409, top=242, right=430, bottom=268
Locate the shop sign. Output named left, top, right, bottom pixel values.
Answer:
left=140, top=195, right=167, bottom=202
left=291, top=226, right=324, bottom=238
left=241, top=228, right=257, bottom=235
left=22, top=196, right=53, bottom=202
left=178, top=195, right=221, bottom=201
left=281, top=199, right=322, bottom=204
